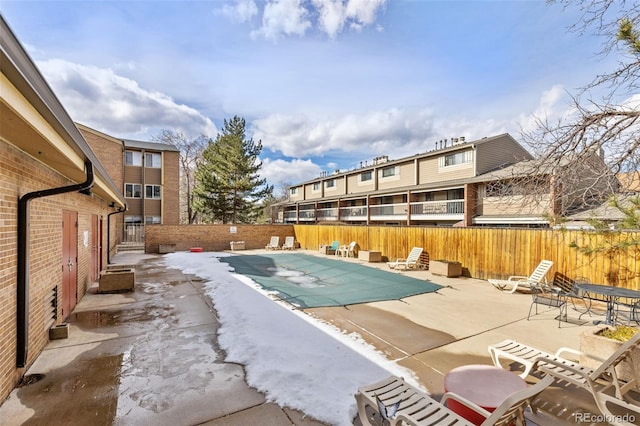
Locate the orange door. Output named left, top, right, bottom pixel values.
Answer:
left=62, top=210, right=78, bottom=319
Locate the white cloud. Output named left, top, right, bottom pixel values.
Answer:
left=37, top=59, right=218, bottom=139
left=260, top=158, right=322, bottom=186
left=220, top=0, right=259, bottom=23
left=252, top=109, right=438, bottom=159
left=251, top=0, right=312, bottom=41
left=313, top=0, right=347, bottom=38
left=518, top=84, right=570, bottom=134
left=240, top=0, right=387, bottom=40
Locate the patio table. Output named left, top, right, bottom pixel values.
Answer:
left=575, top=283, right=640, bottom=325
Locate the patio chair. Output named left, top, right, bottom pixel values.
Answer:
left=355, top=374, right=554, bottom=426
left=387, top=247, right=424, bottom=270
left=265, top=236, right=280, bottom=250
left=488, top=260, right=553, bottom=293
left=489, top=333, right=640, bottom=426
left=281, top=236, right=295, bottom=250
left=325, top=240, right=340, bottom=255
left=336, top=241, right=357, bottom=258
left=527, top=282, right=567, bottom=327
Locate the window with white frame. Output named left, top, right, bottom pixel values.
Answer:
left=124, top=183, right=142, bottom=198
left=325, top=179, right=336, bottom=188
left=145, top=216, right=161, bottom=224
left=439, top=150, right=472, bottom=167
left=145, top=152, right=161, bottom=168
left=313, top=182, right=320, bottom=191
left=290, top=187, right=298, bottom=195
left=381, top=166, right=396, bottom=178
left=145, top=185, right=162, bottom=199
left=360, top=171, right=373, bottom=181
left=125, top=151, right=142, bottom=166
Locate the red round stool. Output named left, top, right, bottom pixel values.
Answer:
left=443, top=364, right=527, bottom=425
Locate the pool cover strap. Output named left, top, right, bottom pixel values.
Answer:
left=222, top=253, right=442, bottom=308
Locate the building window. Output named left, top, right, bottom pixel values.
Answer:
left=381, top=166, right=396, bottom=178
left=145, top=216, right=161, bottom=224
left=440, top=151, right=472, bottom=167
left=145, top=185, right=162, bottom=199
left=145, top=152, right=161, bottom=168
left=360, top=171, right=372, bottom=181
left=290, top=187, right=298, bottom=195
left=125, top=215, right=142, bottom=224
left=325, top=179, right=336, bottom=188
left=125, top=151, right=142, bottom=166
left=313, top=182, right=320, bottom=191
left=125, top=183, right=142, bottom=198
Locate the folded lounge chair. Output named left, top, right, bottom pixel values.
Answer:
left=355, top=374, right=554, bottom=426
left=488, top=333, right=640, bottom=426
left=265, top=236, right=280, bottom=250
left=488, top=260, right=553, bottom=293
left=281, top=236, right=295, bottom=250
left=387, top=247, right=424, bottom=270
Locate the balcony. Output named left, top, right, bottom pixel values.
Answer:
left=410, top=200, right=464, bottom=220
left=369, top=203, right=408, bottom=221
left=339, top=206, right=367, bottom=222
left=281, top=199, right=464, bottom=223
left=316, top=207, right=339, bottom=222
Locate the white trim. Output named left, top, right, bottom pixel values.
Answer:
left=472, top=216, right=549, bottom=225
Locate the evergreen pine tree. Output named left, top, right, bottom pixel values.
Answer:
left=194, top=116, right=273, bottom=223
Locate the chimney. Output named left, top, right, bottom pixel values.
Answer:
left=460, top=136, right=465, bottom=143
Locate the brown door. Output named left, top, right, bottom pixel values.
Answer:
left=98, top=217, right=103, bottom=273
left=62, top=210, right=78, bottom=319
left=91, top=214, right=99, bottom=282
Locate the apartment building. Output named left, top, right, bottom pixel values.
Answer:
left=1, top=16, right=126, bottom=401
left=78, top=125, right=181, bottom=242
left=277, top=133, right=613, bottom=227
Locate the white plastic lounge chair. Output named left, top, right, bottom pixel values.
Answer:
left=387, top=247, right=423, bottom=270
left=336, top=241, right=357, bottom=258
left=489, top=333, right=640, bottom=426
left=265, top=236, right=280, bottom=250
left=488, top=260, right=553, bottom=293
left=355, top=374, right=554, bottom=426
left=281, top=236, right=295, bottom=250
left=536, top=332, right=640, bottom=426
left=488, top=339, right=603, bottom=379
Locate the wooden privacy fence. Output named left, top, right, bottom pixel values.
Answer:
left=293, top=225, right=640, bottom=290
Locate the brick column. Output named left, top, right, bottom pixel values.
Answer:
left=464, top=183, right=477, bottom=227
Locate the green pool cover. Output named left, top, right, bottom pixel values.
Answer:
left=222, top=253, right=443, bottom=308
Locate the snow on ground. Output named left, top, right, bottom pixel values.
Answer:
left=164, top=251, right=423, bottom=426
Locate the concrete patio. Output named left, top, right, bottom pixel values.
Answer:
left=0, top=248, right=627, bottom=425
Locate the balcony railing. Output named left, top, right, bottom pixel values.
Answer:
left=316, top=207, right=339, bottom=221
left=410, top=200, right=464, bottom=216
left=281, top=199, right=464, bottom=222
left=339, top=206, right=368, bottom=221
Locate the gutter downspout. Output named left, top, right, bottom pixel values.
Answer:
left=17, top=160, right=94, bottom=368
left=107, top=206, right=125, bottom=264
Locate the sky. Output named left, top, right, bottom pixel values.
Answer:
left=161, top=251, right=423, bottom=426
left=0, top=0, right=622, bottom=190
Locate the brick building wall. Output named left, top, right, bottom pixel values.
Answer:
left=79, top=126, right=124, bottom=189
left=0, top=141, right=114, bottom=402
left=145, top=224, right=295, bottom=253
left=162, top=151, right=180, bottom=225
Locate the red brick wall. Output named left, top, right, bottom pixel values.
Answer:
left=0, top=141, right=114, bottom=402
left=145, top=224, right=295, bottom=252
left=162, top=151, right=180, bottom=225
